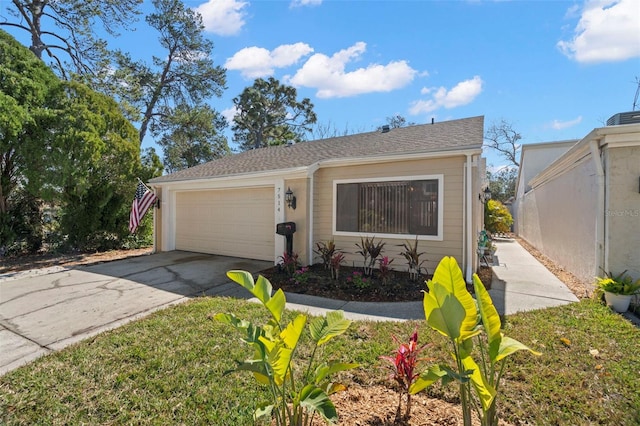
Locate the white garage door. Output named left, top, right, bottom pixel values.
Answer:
left=175, top=187, right=275, bottom=261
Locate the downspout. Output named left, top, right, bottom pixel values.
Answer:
left=307, top=173, right=315, bottom=266
left=590, top=140, right=605, bottom=278
left=465, top=154, right=473, bottom=283
left=306, top=163, right=319, bottom=266
left=462, top=161, right=467, bottom=277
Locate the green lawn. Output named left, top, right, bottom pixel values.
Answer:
left=1, top=297, right=638, bottom=425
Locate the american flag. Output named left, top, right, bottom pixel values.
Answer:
left=129, top=182, right=158, bottom=233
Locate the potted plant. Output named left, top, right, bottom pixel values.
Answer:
left=595, top=271, right=640, bottom=313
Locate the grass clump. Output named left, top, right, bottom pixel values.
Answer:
left=1, top=298, right=639, bottom=425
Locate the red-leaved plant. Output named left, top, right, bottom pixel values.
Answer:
left=379, top=329, right=430, bottom=421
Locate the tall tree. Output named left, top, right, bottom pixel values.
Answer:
left=232, top=77, right=317, bottom=151
left=0, top=29, right=57, bottom=217
left=486, top=167, right=517, bottom=203
left=484, top=120, right=522, bottom=167
left=158, top=103, right=230, bottom=173
left=0, top=0, right=141, bottom=78
left=100, top=0, right=226, bottom=146
left=1, top=30, right=145, bottom=252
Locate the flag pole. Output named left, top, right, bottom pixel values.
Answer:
left=137, top=177, right=151, bottom=191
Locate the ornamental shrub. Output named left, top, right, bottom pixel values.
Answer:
left=484, top=199, right=513, bottom=234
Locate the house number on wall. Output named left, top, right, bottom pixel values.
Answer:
left=276, top=186, right=282, bottom=213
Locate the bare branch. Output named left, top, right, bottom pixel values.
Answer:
left=484, top=119, right=521, bottom=168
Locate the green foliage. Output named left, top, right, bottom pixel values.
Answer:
left=48, top=81, right=141, bottom=250
left=484, top=199, right=513, bottom=234
left=346, top=271, right=370, bottom=289
left=1, top=298, right=639, bottom=425
left=216, top=271, right=358, bottom=425
left=232, top=77, right=317, bottom=150
left=355, top=236, right=385, bottom=276
left=398, top=237, right=427, bottom=280
left=158, top=104, right=230, bottom=172
left=0, top=190, right=44, bottom=255
left=0, top=30, right=147, bottom=252
left=411, top=257, right=540, bottom=426
left=485, top=168, right=517, bottom=203
left=595, top=271, right=640, bottom=296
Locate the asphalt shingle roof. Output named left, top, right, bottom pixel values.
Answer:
left=150, top=115, right=484, bottom=184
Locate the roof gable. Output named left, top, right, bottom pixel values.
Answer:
left=151, top=115, right=484, bottom=184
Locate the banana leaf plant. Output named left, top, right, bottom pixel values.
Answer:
left=215, top=270, right=358, bottom=425
left=409, top=257, right=541, bottom=426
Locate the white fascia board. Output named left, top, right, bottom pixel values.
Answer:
left=149, top=167, right=310, bottom=191
left=316, top=148, right=482, bottom=169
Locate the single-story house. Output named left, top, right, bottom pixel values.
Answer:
left=513, top=112, right=640, bottom=286
left=149, top=115, right=486, bottom=282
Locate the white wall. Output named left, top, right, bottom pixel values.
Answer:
left=605, top=146, right=640, bottom=281
left=518, top=157, right=598, bottom=284
left=514, top=141, right=576, bottom=233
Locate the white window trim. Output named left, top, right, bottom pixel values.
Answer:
left=332, top=174, right=444, bottom=241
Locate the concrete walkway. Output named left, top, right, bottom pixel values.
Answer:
left=487, top=238, right=579, bottom=315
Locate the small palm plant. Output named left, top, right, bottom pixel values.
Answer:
left=355, top=236, right=385, bottom=276
left=314, top=239, right=338, bottom=270
left=330, top=251, right=345, bottom=280
left=398, top=237, right=426, bottom=280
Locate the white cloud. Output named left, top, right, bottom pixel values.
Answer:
left=290, top=0, right=322, bottom=7
left=225, top=43, right=314, bottom=79
left=550, top=116, right=583, bottom=130
left=409, top=76, right=484, bottom=114
left=221, top=105, right=238, bottom=123
left=557, top=0, right=640, bottom=63
left=194, top=0, right=248, bottom=36
left=287, top=42, right=417, bottom=98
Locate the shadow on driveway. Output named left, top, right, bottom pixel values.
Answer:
left=0, top=251, right=271, bottom=375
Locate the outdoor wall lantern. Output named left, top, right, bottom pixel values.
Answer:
left=285, top=187, right=297, bottom=210
left=479, top=187, right=492, bottom=203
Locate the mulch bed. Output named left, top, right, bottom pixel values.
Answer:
left=259, top=263, right=493, bottom=303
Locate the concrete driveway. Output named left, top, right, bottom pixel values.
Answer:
left=0, top=251, right=271, bottom=375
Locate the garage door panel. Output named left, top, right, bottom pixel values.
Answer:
left=175, top=188, right=275, bottom=261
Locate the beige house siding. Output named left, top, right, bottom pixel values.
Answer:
left=281, top=177, right=310, bottom=264
left=312, top=156, right=466, bottom=274
left=605, top=146, right=640, bottom=279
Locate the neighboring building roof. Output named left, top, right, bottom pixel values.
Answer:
left=515, top=139, right=578, bottom=195
left=150, top=115, right=484, bottom=184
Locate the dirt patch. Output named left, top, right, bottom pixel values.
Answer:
left=307, top=384, right=508, bottom=426
left=0, top=247, right=153, bottom=274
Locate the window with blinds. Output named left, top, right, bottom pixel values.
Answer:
left=336, top=179, right=439, bottom=236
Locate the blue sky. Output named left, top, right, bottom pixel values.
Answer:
left=6, top=0, right=640, bottom=169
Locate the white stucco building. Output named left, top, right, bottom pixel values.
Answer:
left=514, top=113, right=640, bottom=287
